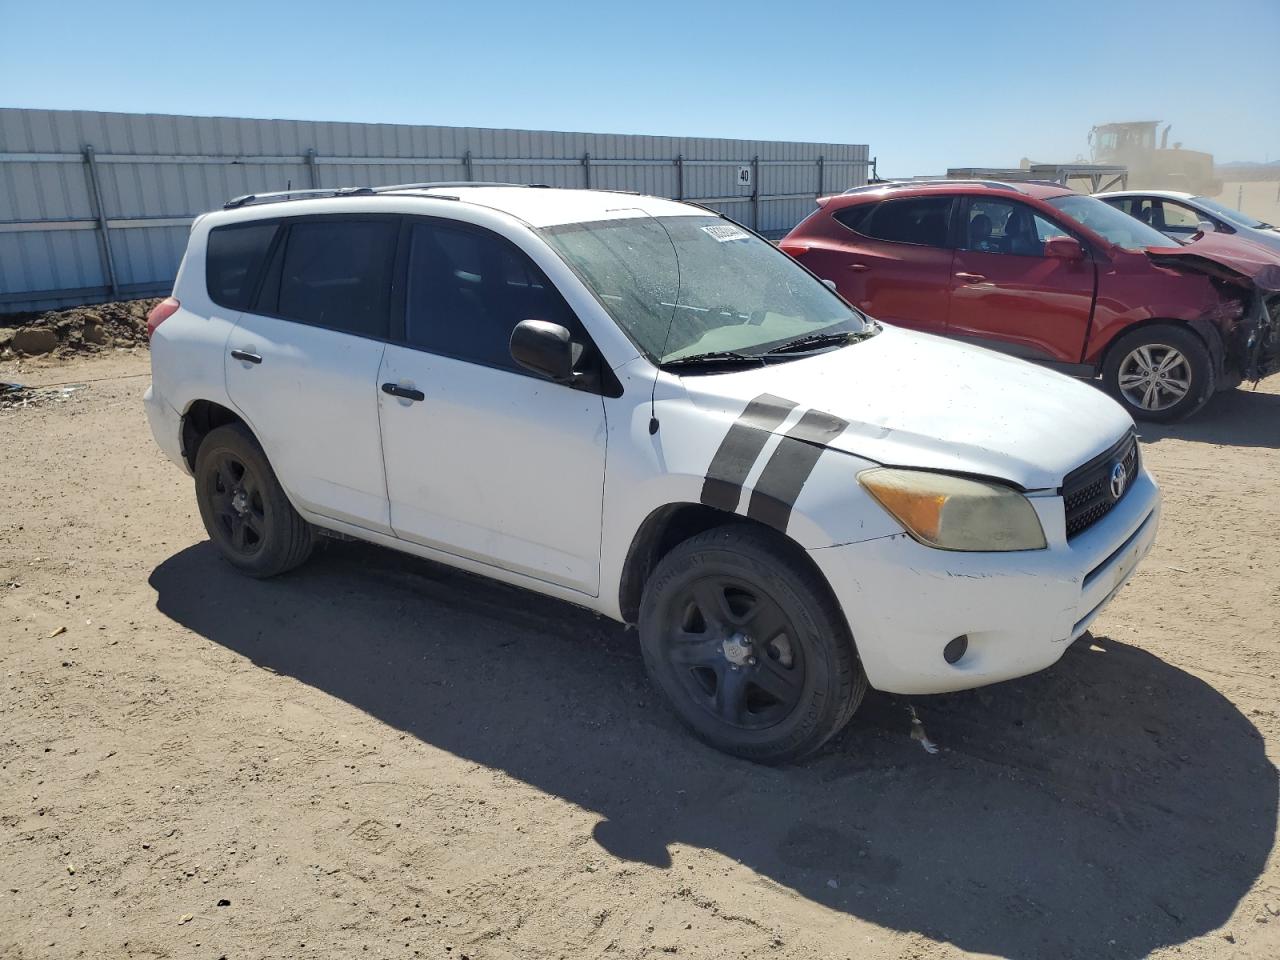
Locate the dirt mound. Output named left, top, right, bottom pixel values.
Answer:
left=0, top=298, right=160, bottom=359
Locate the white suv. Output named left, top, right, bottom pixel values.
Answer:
left=144, top=184, right=1160, bottom=763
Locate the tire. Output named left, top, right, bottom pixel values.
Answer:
left=1102, top=324, right=1215, bottom=422
left=193, top=423, right=314, bottom=578
left=638, top=524, right=866, bottom=764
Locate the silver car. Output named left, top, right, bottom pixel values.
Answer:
left=1096, top=190, right=1280, bottom=253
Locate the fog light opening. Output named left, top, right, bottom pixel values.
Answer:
left=943, top=634, right=969, bottom=665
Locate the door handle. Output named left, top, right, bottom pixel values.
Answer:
left=954, top=272, right=987, bottom=283
left=381, top=382, right=425, bottom=402
left=230, top=349, right=262, bottom=364
left=847, top=263, right=870, bottom=272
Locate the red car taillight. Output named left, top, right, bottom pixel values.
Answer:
left=146, top=297, right=180, bottom=338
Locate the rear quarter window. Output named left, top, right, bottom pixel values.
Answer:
left=832, top=203, right=875, bottom=235
left=206, top=222, right=279, bottom=310
left=835, top=196, right=953, bottom=247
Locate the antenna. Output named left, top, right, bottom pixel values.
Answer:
left=647, top=215, right=682, bottom=435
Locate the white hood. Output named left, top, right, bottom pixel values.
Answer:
left=679, top=326, right=1134, bottom=490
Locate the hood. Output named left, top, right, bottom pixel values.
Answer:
left=679, top=326, right=1134, bottom=490
left=1145, top=233, right=1280, bottom=293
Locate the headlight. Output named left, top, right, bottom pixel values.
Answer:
left=858, top=468, right=1047, bottom=552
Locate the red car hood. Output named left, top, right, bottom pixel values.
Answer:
left=1145, top=233, right=1280, bottom=293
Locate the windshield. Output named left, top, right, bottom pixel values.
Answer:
left=1191, top=196, right=1270, bottom=230
left=540, top=214, right=869, bottom=363
left=1047, top=194, right=1175, bottom=251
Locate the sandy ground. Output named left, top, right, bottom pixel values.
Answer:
left=1, top=349, right=1278, bottom=960
left=1219, top=180, right=1280, bottom=227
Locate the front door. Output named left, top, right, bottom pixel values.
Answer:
left=224, top=215, right=399, bottom=534
left=377, top=219, right=607, bottom=595
left=947, top=198, right=1096, bottom=364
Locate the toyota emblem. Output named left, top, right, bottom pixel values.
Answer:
left=1110, top=461, right=1128, bottom=500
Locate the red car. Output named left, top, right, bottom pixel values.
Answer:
left=780, top=180, right=1279, bottom=421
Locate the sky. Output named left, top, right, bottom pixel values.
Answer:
left=2, top=0, right=1277, bottom=176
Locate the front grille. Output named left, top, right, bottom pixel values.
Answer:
left=1062, top=432, right=1139, bottom=539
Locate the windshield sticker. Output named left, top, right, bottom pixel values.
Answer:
left=701, top=224, right=751, bottom=243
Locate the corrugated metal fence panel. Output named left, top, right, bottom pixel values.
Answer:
left=0, top=108, right=869, bottom=312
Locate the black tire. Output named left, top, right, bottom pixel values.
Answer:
left=193, top=423, right=314, bottom=578
left=1102, top=324, right=1215, bottom=422
left=638, top=524, right=866, bottom=764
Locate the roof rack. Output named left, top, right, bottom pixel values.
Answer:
left=371, top=181, right=534, bottom=193
left=842, top=179, right=1023, bottom=195
left=224, top=186, right=375, bottom=209
left=223, top=181, right=537, bottom=210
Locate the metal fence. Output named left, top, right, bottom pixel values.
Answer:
left=0, top=109, right=871, bottom=313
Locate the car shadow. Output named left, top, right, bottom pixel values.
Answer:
left=1140, top=385, right=1280, bottom=448
left=149, top=540, right=1276, bottom=960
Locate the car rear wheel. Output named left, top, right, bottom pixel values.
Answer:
left=638, top=524, right=866, bottom=764
left=194, top=423, right=315, bottom=578
left=1102, top=325, right=1215, bottom=422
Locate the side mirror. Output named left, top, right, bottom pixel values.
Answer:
left=510, top=319, right=575, bottom=382
left=821, top=278, right=838, bottom=292
left=1196, top=220, right=1216, bottom=235
left=1044, top=236, right=1085, bottom=261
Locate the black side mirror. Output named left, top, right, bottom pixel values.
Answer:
left=510, top=319, right=575, bottom=382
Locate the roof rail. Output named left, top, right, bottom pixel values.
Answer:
left=223, top=186, right=376, bottom=209
left=842, top=179, right=1023, bottom=195
left=372, top=181, right=533, bottom=193
left=222, top=181, right=541, bottom=210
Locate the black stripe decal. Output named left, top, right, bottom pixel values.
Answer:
left=700, top=394, right=799, bottom=512
left=747, top=409, right=850, bottom=532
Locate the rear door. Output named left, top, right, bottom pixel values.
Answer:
left=804, top=196, right=956, bottom=331
left=224, top=215, right=398, bottom=534
left=376, top=218, right=607, bottom=595
left=947, top=197, right=1096, bottom=364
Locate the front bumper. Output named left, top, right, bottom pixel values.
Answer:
left=809, top=469, right=1160, bottom=695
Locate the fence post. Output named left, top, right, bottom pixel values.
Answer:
left=305, top=148, right=319, bottom=188
left=582, top=152, right=592, bottom=189
left=82, top=145, right=119, bottom=298
left=817, top=155, right=824, bottom=198
left=464, top=149, right=473, bottom=182
left=752, top=155, right=760, bottom=231
left=675, top=154, right=684, bottom=200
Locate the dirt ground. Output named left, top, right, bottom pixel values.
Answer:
left=0, top=300, right=159, bottom=362
left=1219, top=180, right=1280, bottom=227
left=1, top=348, right=1277, bottom=960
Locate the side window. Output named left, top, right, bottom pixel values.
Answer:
left=1125, top=198, right=1157, bottom=227
left=832, top=203, right=876, bottom=235
left=1034, top=214, right=1071, bottom=243
left=961, top=199, right=1050, bottom=257
left=405, top=221, right=579, bottom=371
left=271, top=218, right=399, bottom=338
left=206, top=222, right=278, bottom=310
left=857, top=197, right=952, bottom=247
left=1156, top=200, right=1204, bottom=233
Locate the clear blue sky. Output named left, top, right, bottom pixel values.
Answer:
left=2, top=0, right=1277, bottom=174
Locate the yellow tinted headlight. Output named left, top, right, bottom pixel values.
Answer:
left=858, top=468, right=1047, bottom=552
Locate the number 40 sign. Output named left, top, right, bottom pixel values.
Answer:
left=736, top=165, right=752, bottom=187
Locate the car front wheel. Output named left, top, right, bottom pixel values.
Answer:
left=638, top=524, right=866, bottom=764
left=1102, top=324, right=1215, bottom=422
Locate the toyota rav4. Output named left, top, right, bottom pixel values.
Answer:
left=144, top=184, right=1160, bottom=763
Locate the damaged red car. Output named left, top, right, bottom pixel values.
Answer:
left=780, top=181, right=1279, bottom=421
